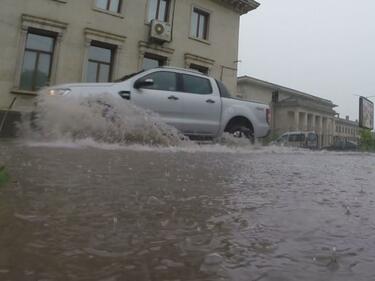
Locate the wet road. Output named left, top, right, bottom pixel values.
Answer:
left=1, top=141, right=375, bottom=281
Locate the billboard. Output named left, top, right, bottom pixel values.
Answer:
left=359, top=97, right=374, bottom=130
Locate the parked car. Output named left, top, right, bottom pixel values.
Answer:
left=41, top=67, right=271, bottom=141
left=273, top=131, right=319, bottom=149
left=322, top=140, right=359, bottom=151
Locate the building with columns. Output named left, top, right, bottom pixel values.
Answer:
left=0, top=0, right=259, bottom=136
left=334, top=116, right=360, bottom=144
left=237, top=76, right=337, bottom=147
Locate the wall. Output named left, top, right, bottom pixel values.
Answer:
left=334, top=118, right=360, bottom=143
left=237, top=81, right=290, bottom=104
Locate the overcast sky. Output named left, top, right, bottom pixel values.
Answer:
left=238, top=0, right=375, bottom=120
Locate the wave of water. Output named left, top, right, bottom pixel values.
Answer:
left=18, top=93, right=189, bottom=147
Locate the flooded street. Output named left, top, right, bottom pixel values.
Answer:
left=1, top=141, right=375, bottom=281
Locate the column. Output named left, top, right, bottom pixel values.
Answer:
left=294, top=111, right=299, bottom=131
left=113, top=45, right=122, bottom=80
left=302, top=112, right=308, bottom=131
left=50, top=33, right=64, bottom=86
left=329, top=118, right=335, bottom=145
left=322, top=117, right=328, bottom=146
left=311, top=114, right=316, bottom=131
left=137, top=50, right=146, bottom=71
left=81, top=39, right=92, bottom=82
left=317, top=116, right=323, bottom=147
left=13, top=27, right=28, bottom=88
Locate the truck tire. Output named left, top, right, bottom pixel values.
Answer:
left=226, top=124, right=254, bottom=143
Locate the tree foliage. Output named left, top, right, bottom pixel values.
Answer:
left=360, top=129, right=375, bottom=152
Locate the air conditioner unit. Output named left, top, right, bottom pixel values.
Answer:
left=150, top=20, right=172, bottom=43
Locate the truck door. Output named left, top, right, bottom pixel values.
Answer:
left=130, top=71, right=185, bottom=131
left=179, top=73, right=221, bottom=136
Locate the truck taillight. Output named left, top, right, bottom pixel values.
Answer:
left=266, top=108, right=271, bottom=124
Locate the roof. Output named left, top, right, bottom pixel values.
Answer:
left=335, top=117, right=359, bottom=126
left=238, top=75, right=337, bottom=107
left=219, top=0, right=260, bottom=15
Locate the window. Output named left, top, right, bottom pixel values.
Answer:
left=182, top=74, right=212, bottom=95
left=216, top=80, right=231, bottom=98
left=148, top=0, right=170, bottom=22
left=20, top=30, right=55, bottom=91
left=189, top=64, right=208, bottom=75
left=95, top=0, right=122, bottom=13
left=86, top=42, right=115, bottom=83
left=289, top=134, right=305, bottom=142
left=142, top=53, right=166, bottom=70
left=191, top=8, right=209, bottom=40
left=139, top=71, right=177, bottom=91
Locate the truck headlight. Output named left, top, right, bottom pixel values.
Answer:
left=47, top=88, right=71, bottom=96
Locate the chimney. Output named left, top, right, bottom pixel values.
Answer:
left=346, top=115, right=349, bottom=120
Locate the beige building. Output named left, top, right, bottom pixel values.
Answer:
left=237, top=76, right=337, bottom=147
left=0, top=0, right=259, bottom=135
left=334, top=116, right=360, bottom=144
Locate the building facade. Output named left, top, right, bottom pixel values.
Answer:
left=237, top=76, right=337, bottom=147
left=334, top=116, right=360, bottom=144
left=0, top=0, right=259, bottom=130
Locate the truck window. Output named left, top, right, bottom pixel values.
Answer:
left=215, top=80, right=231, bottom=98
left=181, top=74, right=212, bottom=95
left=140, top=71, right=177, bottom=91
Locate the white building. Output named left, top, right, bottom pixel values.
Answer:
left=334, top=116, right=360, bottom=144
left=237, top=76, right=337, bottom=147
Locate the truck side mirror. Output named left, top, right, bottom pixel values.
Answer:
left=134, top=78, right=154, bottom=89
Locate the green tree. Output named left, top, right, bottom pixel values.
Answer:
left=360, top=129, right=375, bottom=152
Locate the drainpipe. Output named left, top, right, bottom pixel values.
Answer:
left=170, top=0, right=176, bottom=42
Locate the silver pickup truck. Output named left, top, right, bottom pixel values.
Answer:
left=43, top=67, right=270, bottom=141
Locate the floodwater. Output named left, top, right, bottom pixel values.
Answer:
left=1, top=94, right=375, bottom=280
left=1, top=140, right=375, bottom=281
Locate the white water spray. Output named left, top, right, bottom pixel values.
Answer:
left=19, top=93, right=188, bottom=147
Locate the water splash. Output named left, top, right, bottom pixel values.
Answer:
left=18, top=93, right=188, bottom=147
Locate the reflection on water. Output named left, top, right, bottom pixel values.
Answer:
left=0, top=141, right=375, bottom=281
